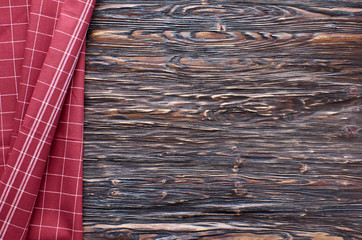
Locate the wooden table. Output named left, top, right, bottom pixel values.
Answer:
left=83, top=0, right=362, bottom=239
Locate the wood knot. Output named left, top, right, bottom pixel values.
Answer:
left=349, top=87, right=359, bottom=96
left=160, top=192, right=167, bottom=201
left=236, top=155, right=244, bottom=164
left=324, top=23, right=337, bottom=30
left=234, top=181, right=242, bottom=188
left=110, top=191, right=123, bottom=196
left=234, top=188, right=248, bottom=197
left=300, top=164, right=308, bottom=173
left=111, top=179, right=120, bottom=185
left=217, top=21, right=227, bottom=31
left=232, top=155, right=244, bottom=173
left=343, top=125, right=359, bottom=138
left=233, top=181, right=247, bottom=197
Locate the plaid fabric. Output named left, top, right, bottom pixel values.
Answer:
left=0, top=0, right=95, bottom=239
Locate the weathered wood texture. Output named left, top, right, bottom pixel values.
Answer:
left=83, top=0, right=362, bottom=239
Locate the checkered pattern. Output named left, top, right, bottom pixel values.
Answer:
left=0, top=0, right=95, bottom=239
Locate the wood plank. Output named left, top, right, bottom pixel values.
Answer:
left=83, top=0, right=362, bottom=239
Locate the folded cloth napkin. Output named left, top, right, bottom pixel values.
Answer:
left=0, top=0, right=95, bottom=239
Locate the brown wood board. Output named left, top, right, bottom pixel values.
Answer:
left=83, top=0, right=362, bottom=239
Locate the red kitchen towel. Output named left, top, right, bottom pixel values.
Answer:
left=0, top=0, right=95, bottom=239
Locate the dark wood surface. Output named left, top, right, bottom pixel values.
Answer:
left=83, top=0, right=362, bottom=239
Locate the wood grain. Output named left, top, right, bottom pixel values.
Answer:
left=83, top=0, right=362, bottom=239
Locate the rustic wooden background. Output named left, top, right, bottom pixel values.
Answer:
left=83, top=0, right=362, bottom=239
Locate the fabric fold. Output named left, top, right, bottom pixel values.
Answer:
left=0, top=0, right=95, bottom=239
